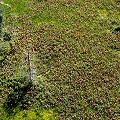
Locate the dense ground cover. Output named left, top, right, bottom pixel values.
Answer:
left=0, top=0, right=120, bottom=119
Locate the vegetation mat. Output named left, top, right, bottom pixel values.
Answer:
left=0, top=0, right=120, bottom=119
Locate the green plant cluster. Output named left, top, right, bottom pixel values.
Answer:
left=0, top=0, right=120, bottom=119
left=0, top=107, right=59, bottom=120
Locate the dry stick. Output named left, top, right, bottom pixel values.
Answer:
left=27, top=40, right=36, bottom=84
left=27, top=44, right=33, bottom=82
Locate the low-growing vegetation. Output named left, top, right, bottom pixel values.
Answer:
left=0, top=0, right=120, bottom=119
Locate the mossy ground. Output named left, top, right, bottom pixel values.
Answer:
left=0, top=0, right=120, bottom=119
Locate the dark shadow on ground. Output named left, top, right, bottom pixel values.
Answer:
left=3, top=80, right=35, bottom=114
